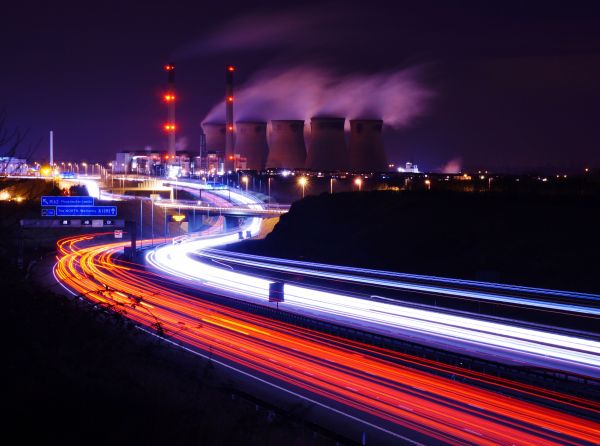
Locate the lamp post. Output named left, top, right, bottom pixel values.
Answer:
left=298, top=177, right=308, bottom=198
left=425, top=179, right=431, bottom=190
left=267, top=177, right=271, bottom=206
left=330, top=177, right=335, bottom=194
left=354, top=177, right=362, bottom=192
left=242, top=176, right=249, bottom=193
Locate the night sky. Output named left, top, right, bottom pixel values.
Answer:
left=2, top=0, right=600, bottom=172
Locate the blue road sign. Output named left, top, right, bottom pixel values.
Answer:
left=41, top=196, right=94, bottom=206
left=41, top=208, right=56, bottom=217
left=56, top=206, right=117, bottom=217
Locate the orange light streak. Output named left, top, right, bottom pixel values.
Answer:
left=53, top=234, right=600, bottom=445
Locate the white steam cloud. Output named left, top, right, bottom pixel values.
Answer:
left=203, top=66, right=433, bottom=128
left=440, top=157, right=462, bottom=173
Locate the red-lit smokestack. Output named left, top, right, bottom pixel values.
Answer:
left=225, top=65, right=235, bottom=171
left=164, top=63, right=176, bottom=158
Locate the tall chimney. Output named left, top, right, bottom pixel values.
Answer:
left=267, top=120, right=307, bottom=169
left=305, top=117, right=347, bottom=171
left=164, top=63, right=176, bottom=158
left=235, top=121, right=268, bottom=170
left=225, top=65, right=235, bottom=171
left=348, top=119, right=386, bottom=172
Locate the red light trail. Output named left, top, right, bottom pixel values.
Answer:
left=54, top=234, right=600, bottom=445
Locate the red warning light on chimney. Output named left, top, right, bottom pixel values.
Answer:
left=227, top=65, right=235, bottom=72
left=164, top=123, right=176, bottom=132
left=164, top=94, right=176, bottom=102
left=165, top=64, right=174, bottom=71
left=227, top=96, right=234, bottom=103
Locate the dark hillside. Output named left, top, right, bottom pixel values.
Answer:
left=232, top=191, right=600, bottom=292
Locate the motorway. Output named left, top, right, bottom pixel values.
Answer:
left=54, top=232, right=600, bottom=445
left=49, top=182, right=600, bottom=444
left=146, top=236, right=600, bottom=379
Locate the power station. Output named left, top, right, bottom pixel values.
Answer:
left=199, top=115, right=388, bottom=173
left=131, top=64, right=391, bottom=176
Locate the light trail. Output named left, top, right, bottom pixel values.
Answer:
left=146, top=239, right=600, bottom=378
left=54, top=233, right=600, bottom=445
left=197, top=249, right=600, bottom=315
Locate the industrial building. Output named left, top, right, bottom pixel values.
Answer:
left=348, top=119, right=387, bottom=172
left=266, top=120, right=307, bottom=169
left=305, top=117, right=348, bottom=171
left=234, top=121, right=268, bottom=170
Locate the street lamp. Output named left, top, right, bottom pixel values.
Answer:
left=267, top=177, right=272, bottom=206
left=242, top=176, right=249, bottom=193
left=82, top=162, right=88, bottom=176
left=330, top=177, right=335, bottom=194
left=424, top=179, right=431, bottom=190
left=298, top=177, right=308, bottom=198
left=354, top=177, right=362, bottom=191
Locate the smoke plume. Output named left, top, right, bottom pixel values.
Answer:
left=440, top=157, right=462, bottom=173
left=203, top=66, right=433, bottom=129
left=173, top=10, right=330, bottom=58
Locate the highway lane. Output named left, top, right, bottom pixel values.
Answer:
left=198, top=249, right=600, bottom=317
left=146, top=238, right=600, bottom=378
left=54, top=233, right=600, bottom=445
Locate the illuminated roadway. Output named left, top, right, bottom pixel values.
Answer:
left=146, top=237, right=600, bottom=379
left=48, top=181, right=600, bottom=443
left=54, top=232, right=600, bottom=445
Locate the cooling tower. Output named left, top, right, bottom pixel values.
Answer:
left=201, top=123, right=226, bottom=157
left=348, top=119, right=387, bottom=172
left=305, top=117, right=347, bottom=171
left=267, top=120, right=306, bottom=169
left=234, top=121, right=268, bottom=170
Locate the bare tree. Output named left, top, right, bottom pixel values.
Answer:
left=0, top=109, right=37, bottom=174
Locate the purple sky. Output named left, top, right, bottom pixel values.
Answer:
left=2, top=0, right=600, bottom=172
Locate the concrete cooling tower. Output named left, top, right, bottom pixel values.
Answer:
left=201, top=123, right=226, bottom=156
left=234, top=121, right=268, bottom=170
left=348, top=119, right=387, bottom=172
left=266, top=120, right=307, bottom=169
left=305, top=117, right=347, bottom=171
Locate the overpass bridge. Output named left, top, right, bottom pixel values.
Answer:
left=153, top=199, right=289, bottom=218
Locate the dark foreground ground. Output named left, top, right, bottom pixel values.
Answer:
left=232, top=190, right=600, bottom=293
left=3, top=265, right=334, bottom=445
left=1, top=179, right=335, bottom=445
